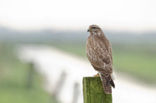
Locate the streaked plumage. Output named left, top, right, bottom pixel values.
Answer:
left=86, top=25, right=115, bottom=94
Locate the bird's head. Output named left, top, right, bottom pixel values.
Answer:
left=87, top=25, right=103, bottom=36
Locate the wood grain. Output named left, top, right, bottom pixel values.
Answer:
left=83, top=77, right=112, bottom=103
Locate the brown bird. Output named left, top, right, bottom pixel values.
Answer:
left=86, top=25, right=115, bottom=94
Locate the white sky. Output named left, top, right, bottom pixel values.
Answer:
left=0, top=0, right=156, bottom=31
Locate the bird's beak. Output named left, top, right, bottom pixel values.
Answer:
left=87, top=29, right=90, bottom=32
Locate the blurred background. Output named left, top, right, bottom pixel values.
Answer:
left=0, top=0, right=156, bottom=103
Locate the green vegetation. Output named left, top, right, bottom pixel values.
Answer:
left=113, top=49, right=156, bottom=83
left=51, top=43, right=156, bottom=84
left=0, top=44, right=51, bottom=103
left=52, top=43, right=86, bottom=57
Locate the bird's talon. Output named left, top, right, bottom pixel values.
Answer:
left=94, top=73, right=100, bottom=77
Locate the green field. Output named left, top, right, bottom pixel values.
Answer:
left=51, top=43, right=156, bottom=84
left=0, top=44, right=52, bottom=103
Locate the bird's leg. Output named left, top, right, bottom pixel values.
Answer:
left=94, top=73, right=100, bottom=77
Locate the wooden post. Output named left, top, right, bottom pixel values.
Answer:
left=72, top=82, right=80, bottom=103
left=26, top=62, right=34, bottom=89
left=51, top=71, right=67, bottom=103
left=83, top=77, right=112, bottom=103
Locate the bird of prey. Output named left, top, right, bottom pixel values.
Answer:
left=86, top=25, right=115, bottom=94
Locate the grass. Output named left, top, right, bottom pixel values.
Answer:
left=113, top=50, right=156, bottom=83
left=51, top=42, right=86, bottom=57
left=50, top=43, right=156, bottom=84
left=0, top=44, right=52, bottom=103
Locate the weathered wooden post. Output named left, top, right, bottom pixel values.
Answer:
left=51, top=71, right=67, bottom=103
left=26, top=62, right=34, bottom=89
left=72, top=82, right=80, bottom=103
left=83, top=77, right=112, bottom=103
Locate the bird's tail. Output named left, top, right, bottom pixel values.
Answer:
left=100, top=73, right=115, bottom=94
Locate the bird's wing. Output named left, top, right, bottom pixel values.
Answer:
left=86, top=36, right=112, bottom=73
left=96, top=37, right=112, bottom=65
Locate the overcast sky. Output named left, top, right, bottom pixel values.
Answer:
left=0, top=0, right=156, bottom=31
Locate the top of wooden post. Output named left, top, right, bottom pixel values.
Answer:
left=83, top=77, right=112, bottom=103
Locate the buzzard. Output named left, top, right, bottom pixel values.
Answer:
left=86, top=25, right=115, bottom=94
